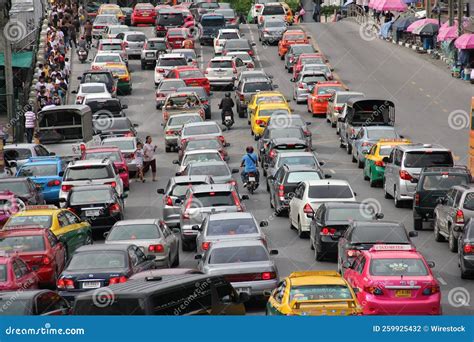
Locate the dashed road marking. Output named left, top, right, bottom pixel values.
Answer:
left=437, top=277, right=447, bottom=286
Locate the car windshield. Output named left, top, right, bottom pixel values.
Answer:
left=326, top=208, right=375, bottom=221
left=102, top=140, right=135, bottom=151
left=108, top=224, right=160, bottom=240
left=286, top=33, right=306, bottom=40
left=100, top=44, right=122, bottom=51
left=262, top=5, right=285, bottom=15
left=184, top=125, right=220, bottom=135
left=317, top=86, right=343, bottom=95
left=17, top=164, right=57, bottom=177
left=270, top=128, right=304, bottom=139
left=209, top=245, right=268, bottom=264
left=179, top=70, right=204, bottom=78
left=308, top=185, right=353, bottom=199
left=127, top=34, right=146, bottom=42
left=259, top=109, right=290, bottom=117
left=70, top=189, right=113, bottom=204
left=351, top=227, right=410, bottom=244
left=6, top=215, right=52, bottom=228
left=220, top=32, right=239, bottom=39
left=366, top=129, right=397, bottom=139
left=0, top=264, right=6, bottom=282
left=193, top=192, right=234, bottom=207
left=404, top=152, right=453, bottom=168
left=169, top=115, right=201, bottom=126
left=302, top=75, right=327, bottom=84
left=95, top=55, right=121, bottom=63
left=0, top=236, right=45, bottom=252
left=184, top=152, right=221, bottom=165
left=289, top=285, right=353, bottom=301
left=0, top=182, right=29, bottom=195
left=65, top=166, right=112, bottom=181
left=207, top=218, right=258, bottom=236
left=278, top=156, right=316, bottom=168
left=158, top=58, right=187, bottom=66
left=266, top=21, right=285, bottom=28
left=190, top=164, right=229, bottom=177
left=85, top=151, right=121, bottom=163
left=421, top=174, right=468, bottom=190
left=148, top=41, right=167, bottom=49
left=257, top=96, right=285, bottom=104
left=463, top=193, right=474, bottom=211
left=370, top=258, right=428, bottom=276
left=209, top=60, right=233, bottom=68
left=81, top=85, right=105, bottom=93
left=160, top=80, right=186, bottom=90
left=243, top=82, right=273, bottom=92
left=287, top=171, right=321, bottom=183
left=171, top=182, right=205, bottom=197
left=68, top=251, right=126, bottom=270
left=0, top=299, right=30, bottom=315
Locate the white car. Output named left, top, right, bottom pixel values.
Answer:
left=59, top=159, right=124, bottom=204
left=74, top=83, right=110, bottom=104
left=102, top=25, right=130, bottom=39
left=257, top=2, right=287, bottom=25
left=154, top=53, right=188, bottom=86
left=174, top=149, right=223, bottom=173
left=249, top=0, right=273, bottom=23
left=92, top=14, right=119, bottom=39
left=82, top=93, right=113, bottom=106
left=213, top=29, right=241, bottom=55
left=115, top=31, right=147, bottom=58
left=205, top=56, right=246, bottom=88
left=91, top=52, right=127, bottom=70
left=101, top=136, right=139, bottom=172
left=225, top=51, right=255, bottom=69
left=288, top=180, right=357, bottom=238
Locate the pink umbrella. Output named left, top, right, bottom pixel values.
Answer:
left=437, top=25, right=458, bottom=42
left=375, top=0, right=407, bottom=11
left=455, top=33, right=474, bottom=49
left=368, top=0, right=380, bottom=8
left=407, top=18, right=438, bottom=33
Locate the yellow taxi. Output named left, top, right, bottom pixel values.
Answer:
left=98, top=4, right=125, bottom=23
left=250, top=102, right=291, bottom=138
left=363, top=138, right=411, bottom=187
left=3, top=206, right=92, bottom=256
left=266, top=271, right=362, bottom=316
left=104, top=62, right=132, bottom=95
left=246, top=91, right=287, bottom=119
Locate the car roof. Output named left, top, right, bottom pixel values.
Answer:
left=191, top=183, right=232, bottom=193
left=70, top=185, right=113, bottom=192
left=421, top=166, right=470, bottom=174
left=208, top=212, right=254, bottom=220
left=160, top=53, right=186, bottom=58
left=102, top=136, right=136, bottom=142
left=4, top=143, right=37, bottom=149
left=123, top=31, right=146, bottom=36
left=173, top=175, right=211, bottom=183
left=0, top=289, right=53, bottom=300
left=218, top=28, right=239, bottom=33
left=184, top=149, right=220, bottom=156
left=305, top=179, right=351, bottom=186
left=288, top=271, right=348, bottom=286
left=257, top=102, right=289, bottom=109
left=0, top=227, right=45, bottom=236
left=210, top=239, right=266, bottom=249
left=0, top=177, right=29, bottom=183
left=271, top=137, right=306, bottom=144
left=113, top=219, right=159, bottom=226
left=80, top=82, right=106, bottom=87
left=68, top=159, right=110, bottom=167
left=282, top=165, right=320, bottom=172
left=148, top=37, right=167, bottom=42
left=210, top=56, right=234, bottom=61
left=75, top=244, right=132, bottom=253
left=184, top=121, right=218, bottom=128
left=351, top=220, right=403, bottom=228
left=323, top=202, right=368, bottom=209
left=99, top=39, right=122, bottom=44
left=363, top=126, right=396, bottom=131
left=277, top=151, right=315, bottom=158
left=395, top=143, right=450, bottom=152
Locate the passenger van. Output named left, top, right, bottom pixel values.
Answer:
left=199, top=14, right=226, bottom=45
left=73, top=274, right=248, bottom=315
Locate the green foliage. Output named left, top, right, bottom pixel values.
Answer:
left=224, top=0, right=253, bottom=15
left=320, top=5, right=341, bottom=15
left=285, top=0, right=301, bottom=12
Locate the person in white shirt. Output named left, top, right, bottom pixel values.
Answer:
left=143, top=136, right=157, bottom=182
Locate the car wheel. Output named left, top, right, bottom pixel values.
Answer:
left=310, top=235, right=314, bottom=250
left=357, top=158, right=364, bottom=169
left=165, top=146, right=171, bottom=153
left=280, top=55, right=284, bottom=60
left=351, top=152, right=357, bottom=163
left=315, top=241, right=324, bottom=261
left=172, top=248, right=180, bottom=267
left=363, top=168, right=369, bottom=181
left=266, top=181, right=270, bottom=192
left=448, top=228, right=458, bottom=252
left=346, top=142, right=352, bottom=154
left=394, top=187, right=403, bottom=208
left=141, top=62, right=145, bottom=70
left=182, top=239, right=192, bottom=251
left=85, top=233, right=93, bottom=245
left=413, top=217, right=423, bottom=231
left=289, top=211, right=295, bottom=229
left=269, top=194, right=274, bottom=208
left=433, top=218, right=445, bottom=242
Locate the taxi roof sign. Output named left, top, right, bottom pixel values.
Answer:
left=378, top=138, right=411, bottom=143
left=289, top=271, right=341, bottom=278
left=25, top=205, right=58, bottom=211
left=370, top=244, right=415, bottom=252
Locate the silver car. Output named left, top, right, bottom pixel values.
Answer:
left=179, top=184, right=248, bottom=251
left=234, top=77, right=277, bottom=117
left=116, top=31, right=147, bottom=58
left=179, top=160, right=239, bottom=186
left=92, top=15, right=119, bottom=39
left=157, top=175, right=214, bottom=228
left=196, top=240, right=279, bottom=297
left=292, top=71, right=327, bottom=103
left=163, top=113, right=203, bottom=152
left=3, top=143, right=52, bottom=169
left=383, top=144, right=454, bottom=207
left=174, top=149, right=223, bottom=174
left=101, top=136, right=139, bottom=172
left=258, top=18, right=287, bottom=44
left=351, top=126, right=400, bottom=168
left=105, top=219, right=180, bottom=268
left=205, top=56, right=244, bottom=89
left=195, top=212, right=268, bottom=254
left=141, top=38, right=168, bottom=69
left=179, top=121, right=224, bottom=149
left=155, top=79, right=187, bottom=109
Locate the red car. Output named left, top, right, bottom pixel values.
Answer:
left=166, top=28, right=193, bottom=49
left=293, top=53, right=327, bottom=79
left=166, top=66, right=210, bottom=95
left=0, top=228, right=67, bottom=288
left=81, top=146, right=130, bottom=191
left=0, top=253, right=39, bottom=291
left=307, top=81, right=346, bottom=115
left=155, top=9, right=186, bottom=38
left=131, top=3, right=156, bottom=26
left=174, top=6, right=195, bottom=28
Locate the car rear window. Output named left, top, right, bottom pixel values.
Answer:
left=259, top=109, right=290, bottom=117
left=100, top=44, right=122, bottom=51
left=289, top=285, right=352, bottom=301
left=184, top=125, right=220, bottom=135
left=278, top=156, right=316, bottom=168
left=84, top=151, right=121, bottom=163
left=463, top=193, right=474, bottom=211
left=351, top=226, right=410, bottom=244
left=17, top=164, right=57, bottom=177
left=421, top=174, right=468, bottom=191
left=366, top=129, right=398, bottom=140
left=102, top=140, right=135, bottom=151
left=265, top=20, right=285, bottom=28
left=108, top=224, right=160, bottom=240
left=184, top=152, right=221, bottom=165
left=292, top=46, right=314, bottom=54
left=68, top=251, right=126, bottom=270
left=262, top=5, right=285, bottom=15
left=243, top=82, right=273, bottom=92
left=209, top=245, right=268, bottom=264
left=70, top=189, right=113, bottom=204
left=403, top=152, right=453, bottom=168
left=270, top=127, right=304, bottom=140
left=127, top=34, right=146, bottom=42
left=179, top=70, right=204, bottom=78
left=158, top=13, right=184, bottom=26
left=95, top=55, right=121, bottom=63
left=317, top=86, right=343, bottom=95
left=0, top=264, right=6, bottom=282
left=308, top=185, right=353, bottom=199
left=225, top=40, right=250, bottom=49
left=209, top=60, right=233, bottom=69
left=0, top=182, right=29, bottom=195
left=207, top=218, right=257, bottom=236
left=6, top=215, right=52, bottom=228
left=65, top=166, right=113, bottom=181
left=302, top=57, right=325, bottom=65
left=302, top=75, right=327, bottom=84
left=158, top=58, right=187, bottom=66
left=201, top=17, right=225, bottom=27
left=326, top=208, right=375, bottom=221
left=83, top=73, right=110, bottom=84
left=0, top=235, right=45, bottom=252
left=171, top=182, right=205, bottom=197
left=168, top=30, right=185, bottom=37
left=186, top=139, right=220, bottom=150
left=220, top=32, right=239, bottom=39
left=148, top=41, right=167, bottom=49
left=286, top=33, right=306, bottom=40
left=286, top=171, right=321, bottom=183
left=160, top=80, right=186, bottom=90
left=81, top=85, right=105, bottom=93
left=369, top=258, right=428, bottom=276
left=215, top=9, right=235, bottom=17
left=168, top=115, right=202, bottom=126
left=193, top=192, right=234, bottom=207
left=257, top=96, right=285, bottom=104
left=190, top=164, right=230, bottom=177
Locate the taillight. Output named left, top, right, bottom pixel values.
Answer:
left=202, top=242, right=211, bottom=251
left=165, top=196, right=173, bottom=206
left=218, top=136, right=225, bottom=144
left=364, top=286, right=383, bottom=295
left=248, top=50, right=254, bottom=56
left=255, top=119, right=265, bottom=126
left=261, top=272, right=276, bottom=280
left=109, top=276, right=127, bottom=284
left=57, top=278, right=74, bottom=290
left=463, top=244, right=474, bottom=254
left=298, top=83, right=304, bottom=89
left=346, top=249, right=360, bottom=257
left=109, top=203, right=121, bottom=214
left=231, top=191, right=242, bottom=212
left=239, top=94, right=245, bottom=101
left=233, top=67, right=237, bottom=74
left=228, top=179, right=237, bottom=187
left=125, top=132, right=134, bottom=137
left=148, top=244, right=164, bottom=253
left=166, top=130, right=175, bottom=135
left=278, top=184, right=284, bottom=199
left=61, top=185, right=73, bottom=192
left=269, top=149, right=276, bottom=159
left=422, top=284, right=440, bottom=295
left=303, top=130, right=311, bottom=137
left=42, top=256, right=51, bottom=265
left=181, top=138, right=188, bottom=145
left=414, top=193, right=420, bottom=206
left=399, top=170, right=413, bottom=181
left=47, top=179, right=61, bottom=187
left=156, top=68, right=165, bottom=73
left=335, top=106, right=343, bottom=111
left=361, top=142, right=371, bottom=147
left=374, top=160, right=385, bottom=167
left=455, top=209, right=464, bottom=224
left=106, top=181, right=117, bottom=188
left=320, top=227, right=337, bottom=236
left=303, top=203, right=313, bottom=215
left=247, top=63, right=254, bottom=69
left=123, top=41, right=129, bottom=48
left=215, top=39, right=219, bottom=46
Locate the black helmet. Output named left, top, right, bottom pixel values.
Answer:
left=225, top=92, right=231, bottom=98
left=246, top=146, right=254, bottom=153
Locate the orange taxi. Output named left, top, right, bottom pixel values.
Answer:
left=307, top=81, right=346, bottom=116
left=278, top=30, right=309, bottom=60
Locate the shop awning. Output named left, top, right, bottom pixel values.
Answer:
left=0, top=51, right=34, bottom=68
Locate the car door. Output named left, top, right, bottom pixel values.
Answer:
left=47, top=230, right=66, bottom=271
left=269, top=167, right=283, bottom=206
left=438, top=188, right=456, bottom=232
left=338, top=226, right=352, bottom=267
left=384, top=149, right=396, bottom=193
left=444, top=189, right=461, bottom=234
left=160, top=222, right=177, bottom=259
left=364, top=145, right=377, bottom=176
left=133, top=245, right=152, bottom=273
left=27, top=179, right=42, bottom=204
left=16, top=258, right=37, bottom=289
left=64, top=210, right=89, bottom=252
left=311, top=205, right=324, bottom=248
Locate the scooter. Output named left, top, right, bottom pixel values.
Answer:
left=77, top=48, right=88, bottom=64
left=223, top=110, right=234, bottom=130
left=246, top=171, right=258, bottom=194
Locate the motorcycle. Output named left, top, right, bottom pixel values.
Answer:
left=223, top=110, right=234, bottom=130
left=246, top=171, right=257, bottom=194
left=77, top=48, right=88, bottom=64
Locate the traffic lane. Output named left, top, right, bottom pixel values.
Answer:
left=301, top=20, right=472, bottom=160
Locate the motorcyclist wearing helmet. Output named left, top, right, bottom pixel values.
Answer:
left=218, top=92, right=235, bottom=125
left=77, top=36, right=88, bottom=51
left=240, top=146, right=259, bottom=188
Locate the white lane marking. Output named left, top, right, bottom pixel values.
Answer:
left=437, top=277, right=447, bottom=286
left=329, top=169, right=336, bottom=174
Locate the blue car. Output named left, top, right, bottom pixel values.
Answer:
left=15, top=157, right=64, bottom=203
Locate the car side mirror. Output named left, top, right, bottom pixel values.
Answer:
left=58, top=171, right=64, bottom=177
left=353, top=192, right=357, bottom=196
left=251, top=42, right=256, bottom=46
left=306, top=122, right=312, bottom=125
left=319, top=161, right=325, bottom=166
left=59, top=198, right=66, bottom=203
left=122, top=104, right=128, bottom=109
left=324, top=174, right=332, bottom=179
left=133, top=123, right=139, bottom=128
left=77, top=76, right=82, bottom=80
left=157, top=188, right=165, bottom=194
left=411, top=178, right=419, bottom=183
left=342, top=261, right=352, bottom=269
left=225, top=142, right=230, bottom=147
left=231, top=169, right=239, bottom=174
left=172, top=160, right=179, bottom=165
left=375, top=212, right=384, bottom=219
left=306, top=212, right=314, bottom=219
left=427, top=261, right=435, bottom=268
left=269, top=249, right=278, bottom=255
left=192, top=225, right=202, bottom=231
left=71, top=90, right=77, bottom=94
left=241, top=195, right=249, bottom=200
left=382, top=156, right=390, bottom=163
left=273, top=84, right=278, bottom=89
left=408, top=231, right=418, bottom=238
left=49, top=152, right=56, bottom=156
left=290, top=78, right=295, bottom=82
left=332, top=231, right=343, bottom=240
left=267, top=175, right=274, bottom=180
left=194, top=254, right=202, bottom=260
left=103, top=231, right=109, bottom=238
left=259, top=220, right=268, bottom=227
left=174, top=198, right=182, bottom=204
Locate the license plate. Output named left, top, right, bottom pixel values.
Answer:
left=235, top=287, right=251, bottom=295
left=86, top=210, right=101, bottom=217
left=225, top=116, right=232, bottom=121
left=82, top=281, right=101, bottom=289
left=248, top=176, right=256, bottom=182
left=395, top=290, right=411, bottom=297
left=190, top=82, right=199, bottom=86
left=146, top=52, right=155, bottom=57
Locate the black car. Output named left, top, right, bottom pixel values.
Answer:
left=458, top=218, right=474, bottom=278
left=176, top=86, right=211, bottom=120
left=93, top=117, right=138, bottom=138
left=262, top=138, right=310, bottom=173
left=258, top=126, right=307, bottom=162
left=77, top=70, right=117, bottom=97
left=57, top=244, right=155, bottom=301
left=63, top=185, right=124, bottom=231
left=121, top=7, right=133, bottom=26
left=87, top=98, right=128, bottom=118
left=309, top=202, right=384, bottom=261
left=337, top=221, right=418, bottom=273
left=0, top=178, right=44, bottom=205
left=0, top=290, right=71, bottom=315
left=413, top=166, right=471, bottom=231
left=266, top=114, right=312, bottom=147
left=267, top=165, right=325, bottom=214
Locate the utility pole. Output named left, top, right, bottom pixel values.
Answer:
left=449, top=0, right=454, bottom=25
left=457, top=0, right=464, bottom=36
left=0, top=0, right=14, bottom=143
left=426, top=0, right=432, bottom=18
